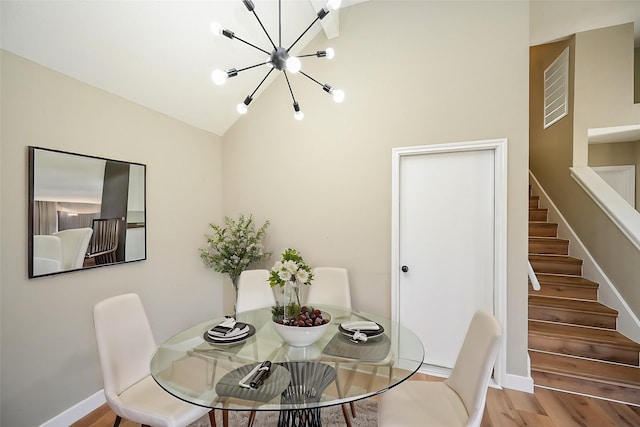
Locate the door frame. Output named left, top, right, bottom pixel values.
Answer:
left=391, top=138, right=508, bottom=386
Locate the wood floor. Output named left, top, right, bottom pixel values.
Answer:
left=72, top=372, right=640, bottom=427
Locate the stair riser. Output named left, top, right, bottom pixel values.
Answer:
left=529, top=306, right=616, bottom=329
left=529, top=223, right=558, bottom=237
left=529, top=241, right=569, bottom=255
left=529, top=210, right=548, bottom=222
left=532, top=371, right=640, bottom=406
left=529, top=198, right=539, bottom=209
left=529, top=284, right=597, bottom=301
left=529, top=335, right=637, bottom=364
left=530, top=260, right=582, bottom=275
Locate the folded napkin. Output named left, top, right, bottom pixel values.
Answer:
left=239, top=361, right=272, bottom=389
left=341, top=321, right=380, bottom=331
left=209, top=317, right=236, bottom=333
left=208, top=318, right=248, bottom=339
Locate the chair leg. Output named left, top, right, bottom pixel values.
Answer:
left=113, top=415, right=121, bottom=427
left=222, top=409, right=229, bottom=427
left=349, top=401, right=356, bottom=418
left=208, top=410, right=217, bottom=427
left=246, top=410, right=256, bottom=427
left=340, top=404, right=353, bottom=427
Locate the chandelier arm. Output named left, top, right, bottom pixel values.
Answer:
left=286, top=16, right=321, bottom=53
left=249, top=68, right=276, bottom=98
left=235, top=62, right=269, bottom=74
left=283, top=71, right=298, bottom=103
left=231, top=34, right=272, bottom=56
left=298, top=52, right=323, bottom=58
left=250, top=10, right=277, bottom=50
left=299, top=70, right=323, bottom=87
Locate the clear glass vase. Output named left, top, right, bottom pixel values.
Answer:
left=283, top=281, right=301, bottom=322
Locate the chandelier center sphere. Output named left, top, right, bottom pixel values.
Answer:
left=270, top=47, right=289, bottom=71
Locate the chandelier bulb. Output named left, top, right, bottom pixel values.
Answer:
left=286, top=56, right=301, bottom=73
left=327, top=0, right=342, bottom=10
left=293, top=102, right=304, bottom=120
left=332, top=89, right=345, bottom=103
left=325, top=48, right=335, bottom=59
left=211, top=69, right=227, bottom=85
left=237, top=95, right=253, bottom=115
left=210, top=21, right=223, bottom=36
left=265, top=57, right=274, bottom=68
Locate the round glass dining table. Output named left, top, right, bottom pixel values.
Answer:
left=150, top=305, right=424, bottom=426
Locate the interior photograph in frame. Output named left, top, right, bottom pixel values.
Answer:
left=28, top=146, right=147, bottom=278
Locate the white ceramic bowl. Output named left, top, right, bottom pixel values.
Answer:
left=272, top=311, right=331, bottom=347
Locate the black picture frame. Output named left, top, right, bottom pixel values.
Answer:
left=28, top=146, right=147, bottom=278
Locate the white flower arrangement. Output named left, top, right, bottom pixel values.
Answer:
left=269, top=248, right=313, bottom=319
left=269, top=248, right=313, bottom=289
left=200, top=214, right=270, bottom=290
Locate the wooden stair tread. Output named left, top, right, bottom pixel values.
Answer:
left=529, top=237, right=569, bottom=245
left=528, top=320, right=639, bottom=349
left=533, top=273, right=598, bottom=288
left=529, top=254, right=582, bottom=265
left=530, top=351, right=640, bottom=387
left=529, top=295, right=618, bottom=315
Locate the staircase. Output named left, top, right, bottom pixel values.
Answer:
left=528, top=190, right=640, bottom=405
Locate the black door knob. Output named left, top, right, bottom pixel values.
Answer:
left=401, top=265, right=409, bottom=273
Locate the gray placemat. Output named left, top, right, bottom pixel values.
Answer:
left=321, top=332, right=391, bottom=361
left=215, top=363, right=291, bottom=403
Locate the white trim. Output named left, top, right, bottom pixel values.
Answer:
left=570, top=166, right=640, bottom=251
left=39, top=390, right=105, bottom=427
left=529, top=172, right=640, bottom=343
left=504, top=373, right=535, bottom=394
left=391, top=138, right=508, bottom=388
left=504, top=354, right=534, bottom=393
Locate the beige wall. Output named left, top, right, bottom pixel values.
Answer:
left=0, top=50, right=224, bottom=426
left=573, top=23, right=640, bottom=166
left=530, top=26, right=640, bottom=321
left=222, top=1, right=530, bottom=379
left=589, top=141, right=638, bottom=166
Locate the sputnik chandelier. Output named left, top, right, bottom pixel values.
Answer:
left=211, top=0, right=345, bottom=120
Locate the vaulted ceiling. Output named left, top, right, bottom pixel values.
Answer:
left=3, top=1, right=639, bottom=136
left=1, top=0, right=367, bottom=136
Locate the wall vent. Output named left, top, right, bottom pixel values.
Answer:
left=543, top=47, right=569, bottom=129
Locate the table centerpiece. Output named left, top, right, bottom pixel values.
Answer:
left=269, top=248, right=330, bottom=346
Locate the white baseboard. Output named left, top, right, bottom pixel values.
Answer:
left=503, top=372, right=534, bottom=393
left=39, top=390, right=105, bottom=427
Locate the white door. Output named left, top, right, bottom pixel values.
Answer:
left=392, top=140, right=507, bottom=376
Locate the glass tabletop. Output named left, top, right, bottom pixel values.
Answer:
left=150, top=305, right=424, bottom=412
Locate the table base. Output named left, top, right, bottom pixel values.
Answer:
left=277, top=408, right=322, bottom=427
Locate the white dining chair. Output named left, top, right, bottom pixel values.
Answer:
left=93, top=293, right=217, bottom=427
left=306, top=266, right=356, bottom=426
left=236, top=269, right=276, bottom=313
left=53, top=227, right=93, bottom=270
left=378, top=309, right=503, bottom=427
left=32, top=235, right=63, bottom=275
left=306, top=267, right=352, bottom=309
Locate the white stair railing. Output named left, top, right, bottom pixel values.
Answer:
left=528, top=261, right=540, bottom=291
